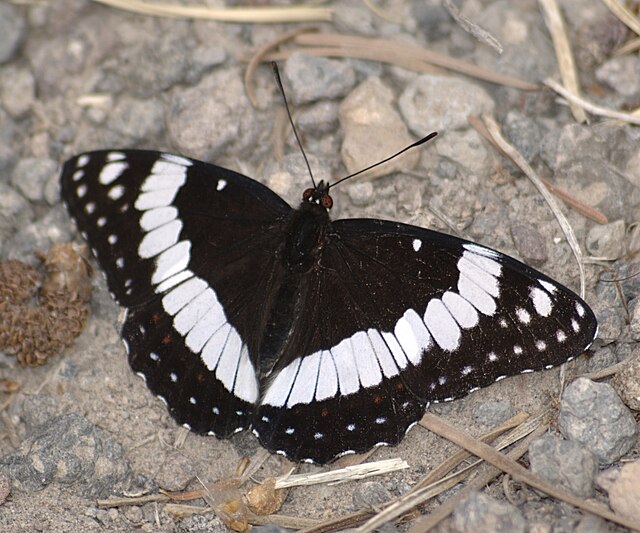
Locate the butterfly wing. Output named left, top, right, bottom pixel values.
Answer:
left=254, top=218, right=597, bottom=463
left=61, top=150, right=292, bottom=437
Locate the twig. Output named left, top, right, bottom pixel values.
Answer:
left=274, top=458, right=408, bottom=489
left=544, top=78, right=640, bottom=125
left=601, top=0, right=640, bottom=36
left=482, top=114, right=587, bottom=298
left=467, top=114, right=608, bottom=225
left=442, top=0, right=503, bottom=54
left=92, top=0, right=332, bottom=23
left=538, top=0, right=587, bottom=123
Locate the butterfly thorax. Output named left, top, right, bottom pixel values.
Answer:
left=283, top=201, right=330, bottom=273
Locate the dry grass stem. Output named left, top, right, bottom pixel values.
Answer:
left=414, top=412, right=529, bottom=490
left=405, top=422, right=547, bottom=533
left=545, top=78, right=640, bottom=125
left=97, top=494, right=170, bottom=508
left=443, top=0, right=503, bottom=53
left=468, top=114, right=608, bottom=225
left=482, top=114, right=587, bottom=298
left=362, top=0, right=404, bottom=24
left=614, top=36, right=640, bottom=55
left=294, top=33, right=538, bottom=90
left=538, top=0, right=587, bottom=122
left=93, top=0, right=332, bottom=23
left=244, top=27, right=319, bottom=108
left=404, top=414, right=640, bottom=532
left=601, top=0, right=640, bottom=36
left=274, top=458, right=408, bottom=490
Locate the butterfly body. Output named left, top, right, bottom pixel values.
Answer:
left=60, top=149, right=597, bottom=463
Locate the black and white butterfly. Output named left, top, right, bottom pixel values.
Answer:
left=60, top=146, right=597, bottom=463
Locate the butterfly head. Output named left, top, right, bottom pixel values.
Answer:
left=302, top=180, right=333, bottom=210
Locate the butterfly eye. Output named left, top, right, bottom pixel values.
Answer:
left=302, top=188, right=314, bottom=201
left=321, top=194, right=333, bottom=210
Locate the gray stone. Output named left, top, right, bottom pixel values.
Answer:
left=585, top=220, right=626, bottom=259
left=168, top=68, right=257, bottom=160
left=284, top=52, right=356, bottom=105
left=399, top=75, right=494, bottom=133
left=510, top=224, right=548, bottom=266
left=611, top=352, right=640, bottom=411
left=593, top=307, right=624, bottom=344
left=0, top=413, right=134, bottom=498
left=103, top=96, right=165, bottom=146
left=339, top=77, right=419, bottom=179
left=347, top=181, right=374, bottom=207
left=596, top=55, right=640, bottom=98
left=528, top=433, right=597, bottom=497
left=435, top=129, right=494, bottom=176
left=296, top=101, right=339, bottom=136
left=352, top=481, right=392, bottom=509
left=0, top=3, right=26, bottom=64
left=0, top=108, right=17, bottom=172
left=558, top=378, right=638, bottom=464
left=471, top=399, right=514, bottom=428
left=11, top=158, right=58, bottom=203
left=0, top=183, right=33, bottom=251
left=472, top=1, right=555, bottom=83
left=103, top=32, right=217, bottom=99
left=176, top=513, right=230, bottom=532
left=411, top=1, right=451, bottom=40
left=0, top=66, right=35, bottom=119
left=502, top=111, right=543, bottom=163
left=453, top=491, right=526, bottom=533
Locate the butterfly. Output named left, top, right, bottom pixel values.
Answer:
left=60, top=143, right=597, bottom=463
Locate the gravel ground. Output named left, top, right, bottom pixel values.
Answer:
left=0, top=0, right=639, bottom=532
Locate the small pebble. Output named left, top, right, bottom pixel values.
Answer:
left=607, top=461, right=640, bottom=523
left=11, top=157, right=58, bottom=203
left=453, top=491, right=526, bottom=533
left=611, top=353, right=640, bottom=411
left=585, top=220, right=625, bottom=259
left=595, top=55, right=640, bottom=97
left=352, top=481, right=392, bottom=509
left=284, top=52, right=356, bottom=105
left=528, top=433, right=597, bottom=498
left=558, top=378, right=638, bottom=464
left=510, top=224, right=548, bottom=266
left=399, top=74, right=494, bottom=133
left=0, top=3, right=27, bottom=64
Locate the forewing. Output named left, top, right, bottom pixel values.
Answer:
left=254, top=218, right=597, bottom=462
left=61, top=150, right=291, bottom=437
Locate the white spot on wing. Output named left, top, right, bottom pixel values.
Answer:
left=424, top=298, right=460, bottom=351
left=315, top=350, right=338, bottom=401
left=217, top=179, right=227, bottom=191
left=367, top=329, right=400, bottom=378
left=138, top=219, right=182, bottom=258
left=152, top=241, right=191, bottom=285
left=530, top=286, right=553, bottom=317
left=516, top=308, right=531, bottom=324
left=263, top=358, right=302, bottom=407
left=539, top=280, right=557, bottom=293
left=458, top=254, right=500, bottom=297
left=442, top=291, right=479, bottom=329
left=161, top=153, right=193, bottom=166
left=76, top=184, right=87, bottom=198
left=458, top=272, right=496, bottom=316
left=99, top=161, right=128, bottom=185
left=140, top=206, right=178, bottom=231
left=412, top=238, right=422, bottom=252
left=287, top=352, right=321, bottom=407
left=162, top=277, right=208, bottom=315
left=77, top=154, right=90, bottom=168
left=332, top=338, right=361, bottom=395
left=351, top=330, right=382, bottom=387
left=135, top=188, right=181, bottom=210
left=395, top=308, right=432, bottom=364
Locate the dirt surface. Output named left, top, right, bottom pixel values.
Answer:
left=0, top=0, right=638, bottom=532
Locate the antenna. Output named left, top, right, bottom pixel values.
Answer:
left=271, top=62, right=317, bottom=188
left=328, top=132, right=438, bottom=190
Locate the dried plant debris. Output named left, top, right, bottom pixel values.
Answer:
left=0, top=243, right=92, bottom=366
